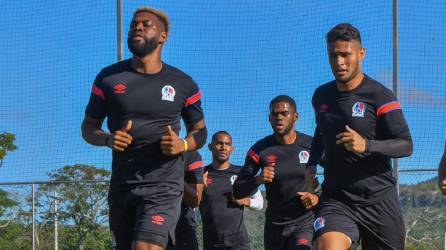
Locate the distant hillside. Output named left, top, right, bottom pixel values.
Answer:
left=400, top=177, right=446, bottom=208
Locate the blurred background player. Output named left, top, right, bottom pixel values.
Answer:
left=167, top=151, right=205, bottom=250
left=200, top=131, right=263, bottom=250
left=307, top=23, right=413, bottom=250
left=233, top=95, right=319, bottom=250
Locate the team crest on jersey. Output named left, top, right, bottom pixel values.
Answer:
left=314, top=217, right=325, bottom=232
left=299, top=150, right=309, bottom=164
left=352, top=102, right=366, bottom=117
left=230, top=175, right=238, bottom=185
left=161, top=85, right=176, bottom=102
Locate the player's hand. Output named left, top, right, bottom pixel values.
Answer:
left=108, top=120, right=133, bottom=151
left=305, top=165, right=319, bottom=191
left=297, top=192, right=319, bottom=210
left=256, top=162, right=275, bottom=184
left=160, top=125, right=184, bottom=155
left=231, top=193, right=250, bottom=206
left=336, top=125, right=366, bottom=154
left=440, top=179, right=446, bottom=195
left=203, top=171, right=209, bottom=188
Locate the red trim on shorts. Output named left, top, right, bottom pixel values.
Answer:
left=376, top=101, right=401, bottom=117
left=185, top=91, right=202, bottom=107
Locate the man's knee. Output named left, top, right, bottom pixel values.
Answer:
left=314, top=232, right=351, bottom=250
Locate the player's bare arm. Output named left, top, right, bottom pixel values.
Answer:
left=183, top=182, right=204, bottom=208
left=81, top=116, right=133, bottom=151
left=161, top=120, right=206, bottom=155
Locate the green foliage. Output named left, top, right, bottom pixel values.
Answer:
left=0, top=132, right=17, bottom=161
left=38, top=164, right=111, bottom=250
left=0, top=189, right=17, bottom=217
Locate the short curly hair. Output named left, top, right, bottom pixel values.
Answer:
left=134, top=7, right=170, bottom=33
left=326, top=23, right=361, bottom=44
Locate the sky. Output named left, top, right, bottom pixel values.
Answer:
left=0, top=0, right=445, bottom=184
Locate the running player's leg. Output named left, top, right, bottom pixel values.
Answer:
left=264, top=220, right=285, bottom=250
left=356, top=193, right=405, bottom=250
left=109, top=190, right=135, bottom=250
left=313, top=198, right=360, bottom=250
left=132, top=186, right=182, bottom=250
left=283, top=218, right=313, bottom=250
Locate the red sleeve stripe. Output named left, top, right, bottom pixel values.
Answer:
left=92, top=84, right=105, bottom=100
left=187, top=161, right=204, bottom=171
left=184, top=91, right=202, bottom=107
left=248, top=149, right=260, bottom=165
left=376, top=101, right=401, bottom=117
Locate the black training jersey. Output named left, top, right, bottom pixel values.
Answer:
left=199, top=164, right=247, bottom=242
left=84, top=60, right=204, bottom=190
left=309, top=74, right=411, bottom=205
left=180, top=151, right=205, bottom=228
left=233, top=133, right=313, bottom=225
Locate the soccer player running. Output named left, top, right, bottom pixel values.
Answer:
left=81, top=7, right=207, bottom=250
left=233, top=95, right=319, bottom=250
left=438, top=142, right=446, bottom=195
left=167, top=151, right=205, bottom=250
left=307, top=23, right=413, bottom=250
left=200, top=131, right=263, bottom=250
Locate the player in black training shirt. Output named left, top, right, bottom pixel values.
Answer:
left=307, top=23, right=413, bottom=250
left=438, top=142, right=446, bottom=195
left=233, top=95, right=320, bottom=250
left=200, top=131, right=263, bottom=250
left=81, top=7, right=207, bottom=250
left=167, top=151, right=204, bottom=250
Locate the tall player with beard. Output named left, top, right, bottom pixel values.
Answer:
left=81, top=7, right=207, bottom=250
left=233, top=95, right=319, bottom=250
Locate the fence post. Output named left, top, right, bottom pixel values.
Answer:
left=32, top=183, right=35, bottom=250
left=54, top=188, right=58, bottom=250
left=392, top=0, right=400, bottom=196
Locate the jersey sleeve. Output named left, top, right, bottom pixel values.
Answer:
left=233, top=146, right=262, bottom=199
left=307, top=126, right=325, bottom=168
left=181, top=80, right=204, bottom=125
left=85, top=72, right=107, bottom=119
left=366, top=89, right=413, bottom=157
left=375, top=90, right=410, bottom=139
left=184, top=151, right=205, bottom=184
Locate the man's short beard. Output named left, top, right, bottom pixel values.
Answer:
left=274, top=125, right=293, bottom=136
left=214, top=156, right=229, bottom=164
left=127, top=36, right=158, bottom=58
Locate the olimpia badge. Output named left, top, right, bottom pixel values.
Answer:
left=299, top=150, right=309, bottom=164
left=352, top=102, right=365, bottom=117
left=161, top=85, right=176, bottom=102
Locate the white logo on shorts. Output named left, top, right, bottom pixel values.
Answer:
left=161, top=85, right=176, bottom=102
left=314, top=217, right=325, bottom=232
